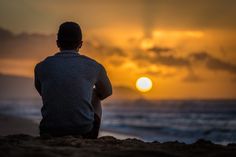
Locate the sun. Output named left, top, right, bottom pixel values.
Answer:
left=136, top=77, right=153, bottom=92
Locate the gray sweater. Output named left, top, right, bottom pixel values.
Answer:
left=34, top=50, right=112, bottom=134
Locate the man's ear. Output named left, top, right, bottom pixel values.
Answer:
left=78, top=41, right=83, bottom=48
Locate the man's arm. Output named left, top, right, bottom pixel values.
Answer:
left=34, top=64, right=42, bottom=96
left=95, top=65, right=112, bottom=100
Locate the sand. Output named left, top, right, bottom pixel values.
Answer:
left=1, top=134, right=236, bottom=157
left=0, top=115, right=235, bottom=157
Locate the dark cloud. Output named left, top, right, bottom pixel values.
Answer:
left=189, top=52, right=208, bottom=60
left=144, top=70, right=176, bottom=78
left=108, top=58, right=125, bottom=66
left=0, top=27, right=56, bottom=59
left=147, top=46, right=173, bottom=55
left=134, top=49, right=190, bottom=67
left=110, top=47, right=126, bottom=56
left=0, top=27, right=126, bottom=60
left=156, top=55, right=190, bottom=67
left=0, top=27, right=14, bottom=40
left=144, top=70, right=162, bottom=76
left=1, top=27, right=236, bottom=76
left=84, top=41, right=126, bottom=57
left=190, top=51, right=236, bottom=74
left=134, top=48, right=236, bottom=76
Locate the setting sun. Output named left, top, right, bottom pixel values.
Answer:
left=136, top=77, right=153, bottom=92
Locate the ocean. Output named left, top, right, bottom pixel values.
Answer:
left=0, top=99, right=236, bottom=145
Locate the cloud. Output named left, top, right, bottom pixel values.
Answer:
left=147, top=46, right=173, bottom=55
left=134, top=48, right=236, bottom=79
left=190, top=51, right=236, bottom=74
left=0, top=27, right=126, bottom=61
left=0, top=27, right=14, bottom=40
left=134, top=48, right=190, bottom=67
left=189, top=52, right=208, bottom=60
left=1, top=27, right=236, bottom=79
left=144, top=70, right=176, bottom=78
left=156, top=55, right=190, bottom=67
left=108, top=58, right=125, bottom=66
left=85, top=41, right=127, bottom=57
left=0, top=27, right=56, bottom=59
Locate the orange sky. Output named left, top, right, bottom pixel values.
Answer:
left=0, top=0, right=236, bottom=99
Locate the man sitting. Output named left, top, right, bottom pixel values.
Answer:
left=34, top=22, right=112, bottom=138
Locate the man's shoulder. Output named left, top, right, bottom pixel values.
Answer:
left=36, top=55, right=57, bottom=65
left=35, top=54, right=104, bottom=70
left=79, top=55, right=103, bottom=67
left=34, top=56, right=53, bottom=70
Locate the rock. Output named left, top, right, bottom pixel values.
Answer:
left=0, top=135, right=235, bottom=157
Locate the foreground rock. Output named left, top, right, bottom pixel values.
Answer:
left=0, top=134, right=235, bottom=157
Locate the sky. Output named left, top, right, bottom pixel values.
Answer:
left=0, top=0, right=236, bottom=99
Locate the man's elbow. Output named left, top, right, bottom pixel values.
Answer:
left=99, top=88, right=112, bottom=100
left=35, top=85, right=42, bottom=96
left=107, top=88, right=113, bottom=97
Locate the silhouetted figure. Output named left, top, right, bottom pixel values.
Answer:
left=34, top=22, right=112, bottom=138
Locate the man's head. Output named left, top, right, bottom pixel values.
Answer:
left=57, top=22, right=83, bottom=51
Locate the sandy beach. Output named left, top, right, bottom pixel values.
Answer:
left=0, top=114, right=236, bottom=157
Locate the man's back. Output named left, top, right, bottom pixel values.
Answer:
left=35, top=50, right=112, bottom=136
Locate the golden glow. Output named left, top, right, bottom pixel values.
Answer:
left=152, top=30, right=204, bottom=38
left=0, top=0, right=235, bottom=100
left=0, top=59, right=38, bottom=77
left=140, top=38, right=155, bottom=50
left=136, top=77, right=153, bottom=92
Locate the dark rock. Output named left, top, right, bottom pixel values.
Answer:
left=194, top=139, right=213, bottom=145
